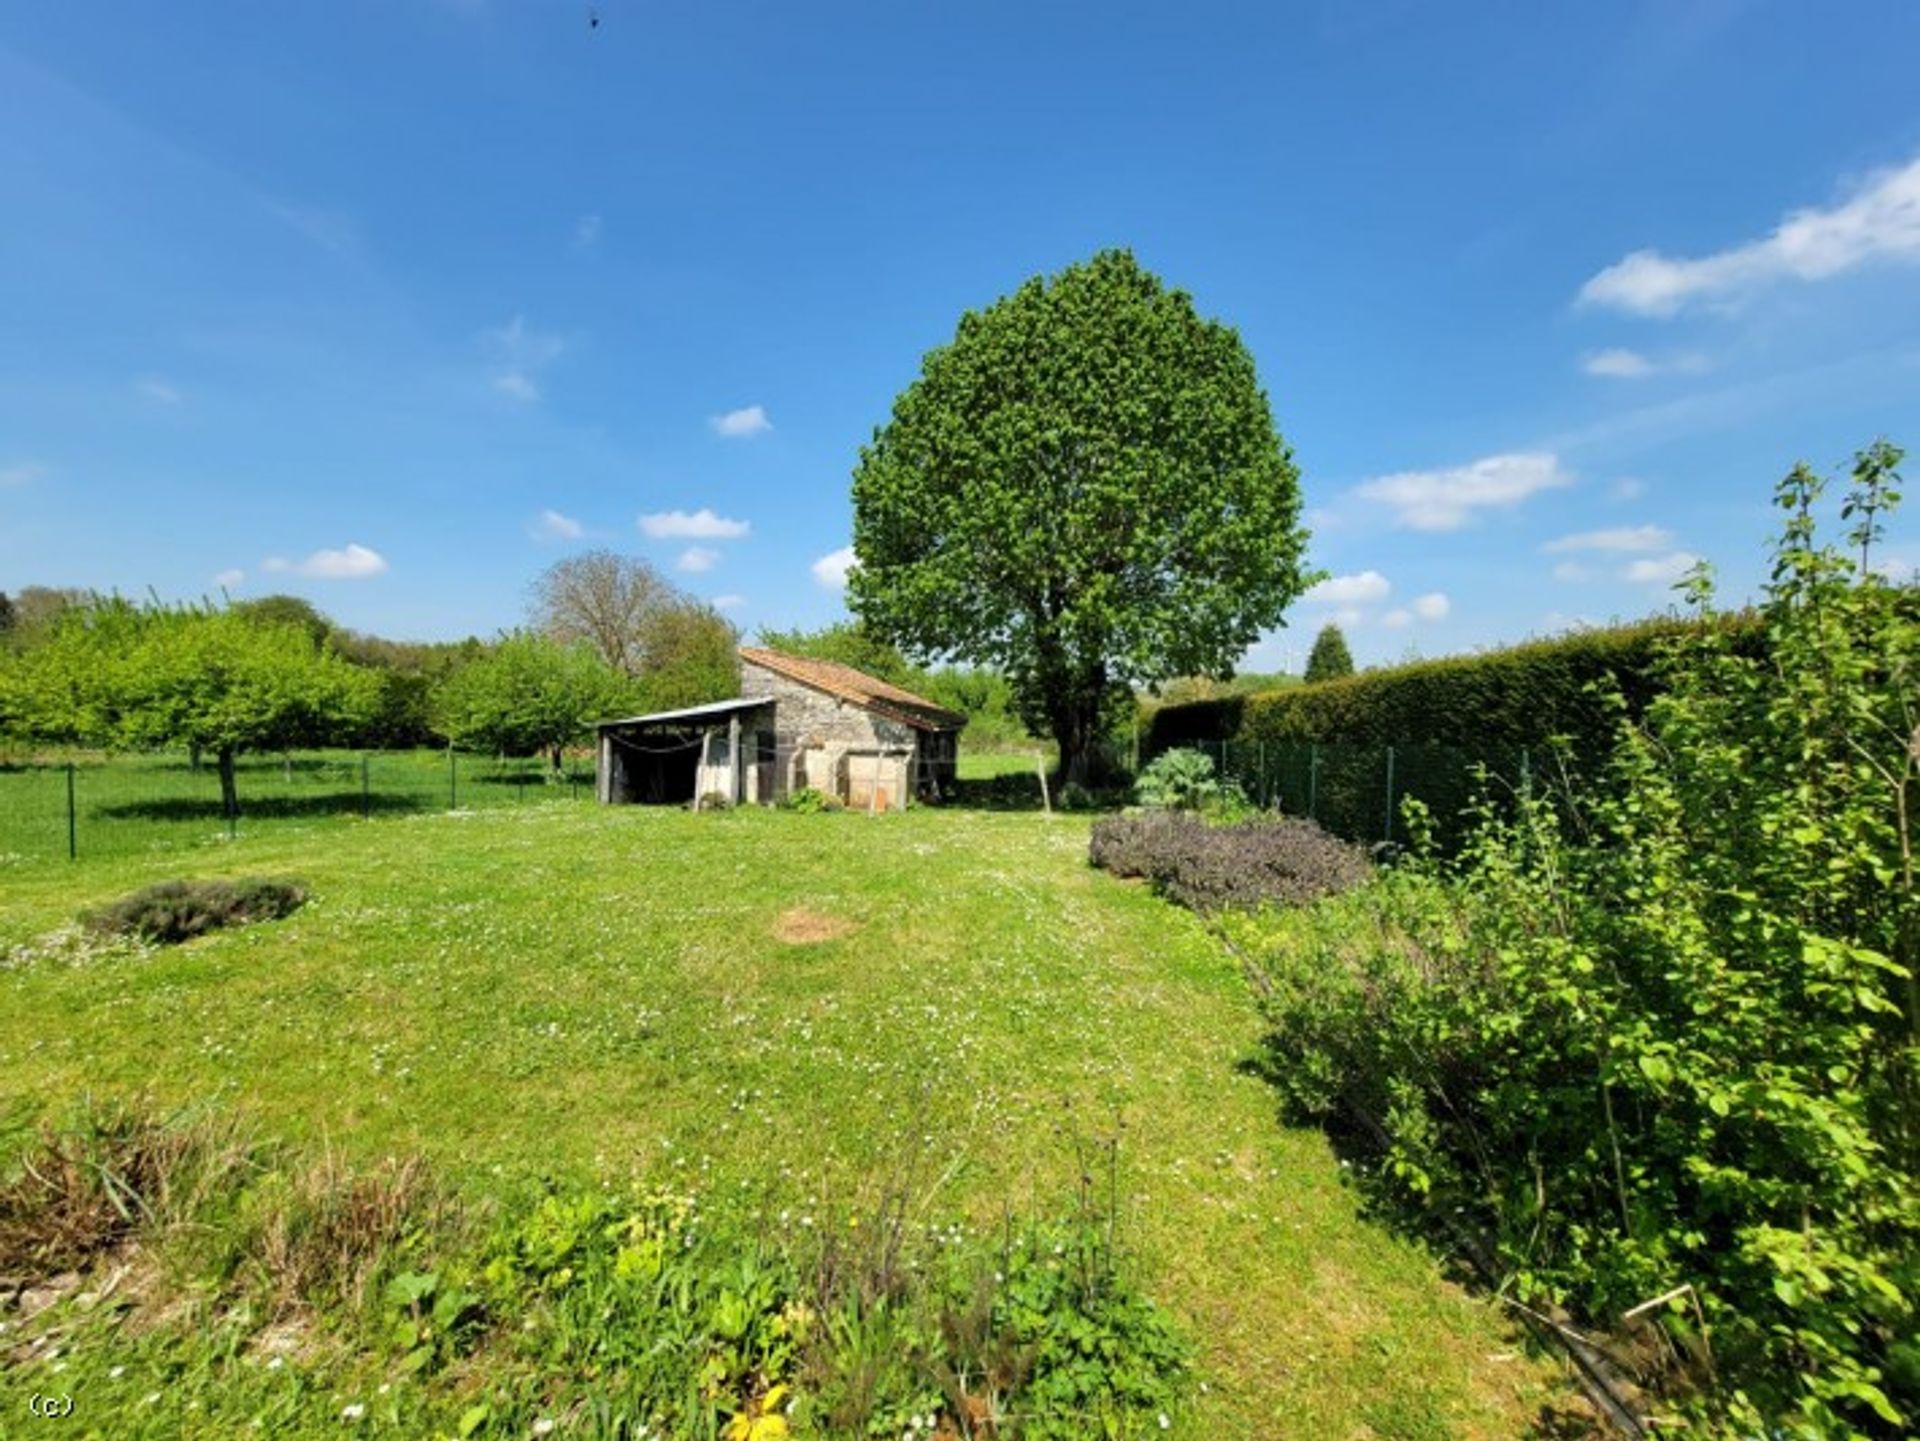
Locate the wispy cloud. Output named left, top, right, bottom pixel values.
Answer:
left=709, top=405, right=772, bottom=439
left=638, top=508, right=750, bottom=540
left=1379, top=592, right=1452, bottom=629
left=676, top=546, right=720, bottom=573
left=811, top=546, right=857, bottom=590
left=484, top=314, right=565, bottom=404
left=1580, top=348, right=1709, bottom=379
left=1626, top=551, right=1701, bottom=585
left=213, top=568, right=245, bottom=589
left=530, top=509, right=585, bottom=542
left=0, top=461, right=45, bottom=487
left=1355, top=452, right=1573, bottom=531
left=1542, top=524, right=1673, bottom=554
left=1579, top=152, right=1920, bottom=316
left=261, top=543, right=389, bottom=580
left=711, top=593, right=746, bottom=611
left=1609, top=476, right=1647, bottom=502
left=136, top=377, right=184, bottom=404
left=572, top=213, right=602, bottom=250
left=1305, top=570, right=1390, bottom=604
left=265, top=199, right=360, bottom=257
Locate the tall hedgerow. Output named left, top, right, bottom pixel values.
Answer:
left=1237, top=440, right=1917, bottom=1436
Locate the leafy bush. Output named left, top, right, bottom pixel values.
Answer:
left=1235, top=442, right=1918, bottom=1437
left=1091, top=811, right=1369, bottom=913
left=780, top=786, right=839, bottom=813
left=81, top=876, right=306, bottom=944
left=1133, top=746, right=1228, bottom=810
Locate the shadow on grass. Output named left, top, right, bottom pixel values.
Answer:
left=93, top=792, right=436, bottom=822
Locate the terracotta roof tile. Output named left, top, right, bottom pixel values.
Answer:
left=738, top=648, right=967, bottom=731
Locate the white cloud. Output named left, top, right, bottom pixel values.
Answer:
left=1580, top=349, right=1710, bottom=380
left=573, top=213, right=602, bottom=249
left=484, top=315, right=564, bottom=402
left=1304, top=570, right=1391, bottom=604
left=0, top=461, right=44, bottom=487
left=676, top=546, right=720, bottom=573
left=137, top=377, right=184, bottom=404
left=1609, top=476, right=1647, bottom=502
left=1330, top=606, right=1365, bottom=630
left=1542, top=524, right=1674, bottom=554
left=1626, top=551, right=1702, bottom=585
left=1579, top=153, right=1920, bottom=316
left=530, top=509, right=584, bottom=541
left=1552, top=560, right=1599, bottom=583
left=710, top=593, right=746, bottom=611
left=709, top=405, right=772, bottom=439
left=1355, top=452, right=1573, bottom=531
left=1380, top=608, right=1412, bottom=629
left=1412, top=592, right=1450, bottom=620
left=811, top=545, right=857, bottom=590
left=213, top=568, right=245, bottom=589
left=264, top=543, right=389, bottom=580
left=1582, top=347, right=1654, bottom=379
left=638, top=508, right=750, bottom=540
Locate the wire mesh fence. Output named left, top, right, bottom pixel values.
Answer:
left=0, top=749, right=594, bottom=863
left=1182, top=737, right=1543, bottom=850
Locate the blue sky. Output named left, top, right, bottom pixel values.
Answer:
left=2, top=2, right=1916, bottom=668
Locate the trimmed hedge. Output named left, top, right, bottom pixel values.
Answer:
left=1145, top=615, right=1762, bottom=761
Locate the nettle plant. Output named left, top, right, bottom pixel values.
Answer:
left=1243, top=441, right=1917, bottom=1437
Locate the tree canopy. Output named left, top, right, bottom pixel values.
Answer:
left=848, top=249, right=1311, bottom=783
left=4, top=600, right=378, bottom=815
left=431, top=632, right=636, bottom=769
left=1304, top=624, right=1354, bottom=683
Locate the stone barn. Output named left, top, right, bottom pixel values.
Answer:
left=595, top=648, right=965, bottom=811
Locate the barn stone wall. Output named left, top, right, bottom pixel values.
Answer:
left=741, top=661, right=920, bottom=807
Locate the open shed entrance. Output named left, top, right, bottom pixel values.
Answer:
left=596, top=698, right=777, bottom=807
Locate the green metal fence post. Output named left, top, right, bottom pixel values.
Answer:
left=1520, top=745, right=1532, bottom=803
left=449, top=748, right=457, bottom=811
left=1308, top=743, right=1318, bottom=820
left=362, top=754, right=372, bottom=819
left=66, top=762, right=77, bottom=861
left=1383, top=744, right=1397, bottom=845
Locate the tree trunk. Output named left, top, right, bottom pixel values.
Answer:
left=1050, top=698, right=1102, bottom=790
left=216, top=746, right=239, bottom=820
left=550, top=745, right=564, bottom=776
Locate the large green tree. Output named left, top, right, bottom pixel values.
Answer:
left=431, top=633, right=636, bottom=771
left=1303, top=623, right=1354, bottom=683
left=848, top=249, right=1312, bottom=784
left=6, top=600, right=378, bottom=817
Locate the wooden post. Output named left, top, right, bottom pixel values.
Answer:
left=868, top=752, right=880, bottom=816
left=728, top=713, right=742, bottom=805
left=695, top=730, right=712, bottom=810
left=1035, top=751, right=1052, bottom=815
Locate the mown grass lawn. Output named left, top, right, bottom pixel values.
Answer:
left=0, top=802, right=1566, bottom=1436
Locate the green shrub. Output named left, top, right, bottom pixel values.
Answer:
left=1133, top=746, right=1231, bottom=811
left=1092, top=811, right=1370, bottom=913
left=1236, top=442, right=1918, bottom=1437
left=81, top=876, right=306, bottom=945
left=780, top=786, right=836, bottom=813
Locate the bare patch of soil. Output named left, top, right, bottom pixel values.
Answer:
left=771, top=908, right=857, bottom=945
